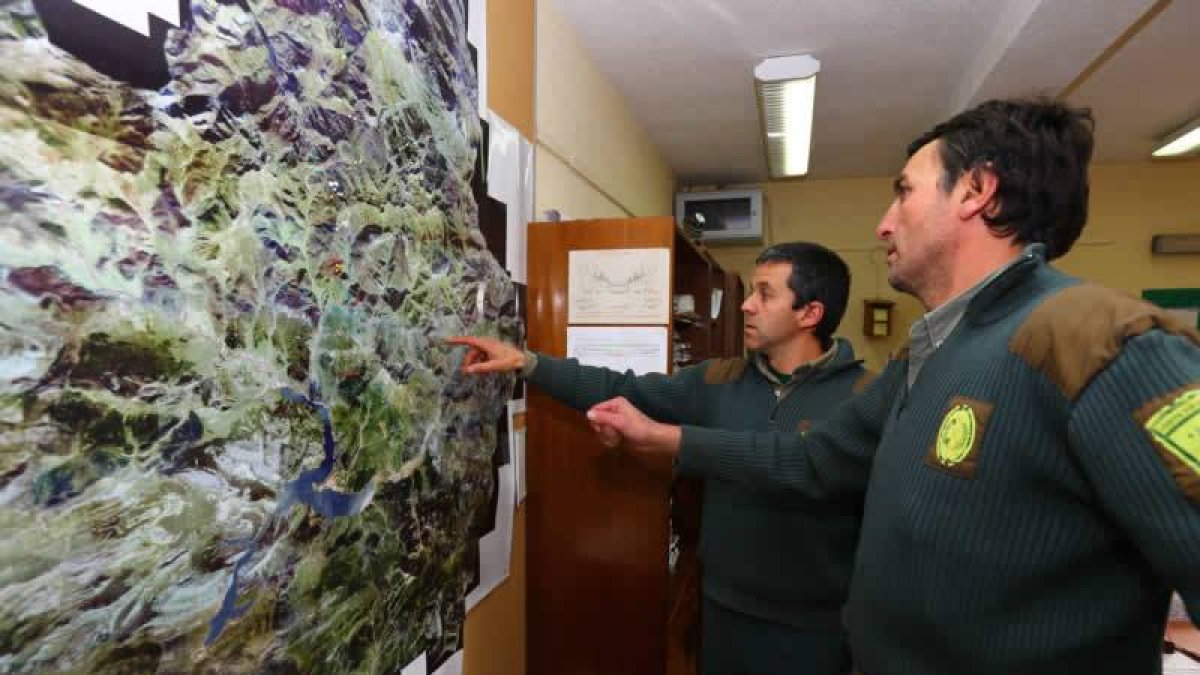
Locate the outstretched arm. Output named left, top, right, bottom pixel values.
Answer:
left=448, top=335, right=707, bottom=424
left=587, top=358, right=905, bottom=500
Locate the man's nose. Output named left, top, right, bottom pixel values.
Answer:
left=876, top=201, right=898, bottom=241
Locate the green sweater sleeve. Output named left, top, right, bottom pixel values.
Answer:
left=528, top=353, right=707, bottom=425
left=676, top=357, right=902, bottom=500
left=1067, top=330, right=1200, bottom=625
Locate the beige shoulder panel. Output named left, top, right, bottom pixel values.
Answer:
left=1009, top=284, right=1200, bottom=400
left=704, top=357, right=749, bottom=385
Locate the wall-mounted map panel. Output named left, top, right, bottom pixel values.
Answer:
left=0, top=1, right=518, bottom=672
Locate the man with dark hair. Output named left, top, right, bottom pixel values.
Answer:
left=450, top=242, right=871, bottom=675
left=755, top=242, right=852, bottom=347
left=587, top=98, right=1200, bottom=674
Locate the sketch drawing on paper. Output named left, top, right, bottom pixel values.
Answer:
left=567, top=248, right=671, bottom=324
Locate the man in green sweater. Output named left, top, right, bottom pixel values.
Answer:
left=586, top=99, right=1200, bottom=675
left=451, top=242, right=873, bottom=675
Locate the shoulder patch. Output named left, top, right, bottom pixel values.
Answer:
left=1009, top=284, right=1200, bottom=400
left=1136, top=384, right=1200, bottom=505
left=852, top=370, right=877, bottom=394
left=704, top=357, right=748, bottom=385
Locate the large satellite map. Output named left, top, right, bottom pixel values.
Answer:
left=0, top=1, right=519, bottom=672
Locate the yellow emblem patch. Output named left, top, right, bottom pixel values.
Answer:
left=1145, top=389, right=1200, bottom=477
left=936, top=404, right=977, bottom=467
left=925, top=397, right=993, bottom=479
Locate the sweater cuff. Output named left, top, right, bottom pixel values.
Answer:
left=677, top=425, right=738, bottom=480
left=520, top=350, right=539, bottom=378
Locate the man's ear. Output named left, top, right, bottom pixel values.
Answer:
left=797, top=301, right=825, bottom=332
left=958, top=165, right=1000, bottom=220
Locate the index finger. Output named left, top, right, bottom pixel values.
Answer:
left=463, top=360, right=515, bottom=374
left=445, top=335, right=485, bottom=348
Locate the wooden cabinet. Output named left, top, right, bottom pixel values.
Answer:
left=525, top=217, right=744, bottom=675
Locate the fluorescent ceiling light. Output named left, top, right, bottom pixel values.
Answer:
left=1152, top=116, right=1200, bottom=158
left=756, top=55, right=820, bottom=178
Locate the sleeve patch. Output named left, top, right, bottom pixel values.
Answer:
left=1136, top=385, right=1200, bottom=504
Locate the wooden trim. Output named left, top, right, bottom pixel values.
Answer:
left=1057, top=0, right=1173, bottom=100
left=487, top=0, right=535, bottom=138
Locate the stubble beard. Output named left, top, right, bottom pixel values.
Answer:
left=887, top=267, right=915, bottom=296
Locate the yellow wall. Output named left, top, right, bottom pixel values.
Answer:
left=487, top=0, right=535, bottom=139
left=708, top=159, right=1200, bottom=372
left=463, top=507, right=526, bottom=675
left=534, top=0, right=675, bottom=218
left=1057, top=161, right=1200, bottom=293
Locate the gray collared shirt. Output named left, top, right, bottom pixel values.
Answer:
left=906, top=245, right=1040, bottom=388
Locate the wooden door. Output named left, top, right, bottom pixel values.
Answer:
left=525, top=217, right=676, bottom=675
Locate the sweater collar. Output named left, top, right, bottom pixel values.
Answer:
left=910, top=243, right=1040, bottom=354
left=964, top=243, right=1047, bottom=326
left=752, top=337, right=857, bottom=386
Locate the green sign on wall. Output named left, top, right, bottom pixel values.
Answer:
left=1143, top=288, right=1200, bottom=329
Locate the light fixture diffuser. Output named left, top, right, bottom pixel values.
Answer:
left=756, top=55, right=820, bottom=178
left=1152, top=115, right=1200, bottom=158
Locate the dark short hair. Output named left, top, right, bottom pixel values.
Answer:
left=755, top=242, right=850, bottom=343
left=907, top=98, right=1094, bottom=259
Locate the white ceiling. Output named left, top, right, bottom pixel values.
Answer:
left=549, top=0, right=1200, bottom=183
